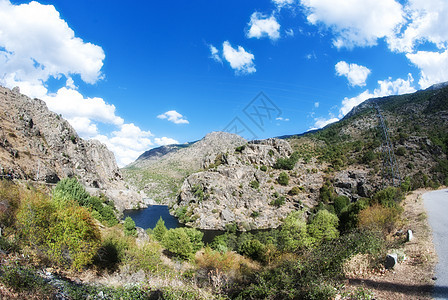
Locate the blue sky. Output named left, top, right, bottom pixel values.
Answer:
left=1, top=0, right=448, bottom=166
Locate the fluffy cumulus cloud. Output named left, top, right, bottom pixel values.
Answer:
left=157, top=110, right=189, bottom=124
left=299, top=0, right=405, bottom=48
left=44, top=87, right=124, bottom=128
left=222, top=41, right=256, bottom=75
left=246, top=12, right=281, bottom=40
left=95, top=124, right=154, bottom=167
left=388, top=0, right=448, bottom=53
left=311, top=117, right=340, bottom=130
left=335, top=61, right=371, bottom=87
left=406, top=50, right=448, bottom=88
left=0, top=0, right=104, bottom=90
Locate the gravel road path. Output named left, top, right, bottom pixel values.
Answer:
left=423, top=188, right=448, bottom=299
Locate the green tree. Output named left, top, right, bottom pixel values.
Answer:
left=308, top=210, right=339, bottom=244
left=153, top=217, right=167, bottom=241
left=124, top=216, right=137, bottom=237
left=162, top=228, right=194, bottom=260
left=279, top=211, right=311, bottom=252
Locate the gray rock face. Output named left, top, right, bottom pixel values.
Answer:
left=0, top=85, right=143, bottom=211
left=123, top=131, right=247, bottom=203
left=173, top=138, right=310, bottom=230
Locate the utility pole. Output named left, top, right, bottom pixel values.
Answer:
left=375, top=103, right=401, bottom=187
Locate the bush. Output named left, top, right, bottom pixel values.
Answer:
left=249, top=180, right=260, bottom=189
left=339, top=198, right=369, bottom=232
left=279, top=211, right=311, bottom=252
left=239, top=239, right=265, bottom=261
left=273, top=151, right=299, bottom=170
left=161, top=228, right=203, bottom=260
left=288, top=186, right=301, bottom=195
left=358, top=204, right=401, bottom=235
left=124, top=216, right=137, bottom=237
left=260, top=165, right=267, bottom=172
left=153, top=217, right=167, bottom=241
left=270, top=196, right=285, bottom=207
left=16, top=192, right=100, bottom=270
left=277, top=172, right=289, bottom=186
left=372, top=186, right=404, bottom=208
left=333, top=195, right=350, bottom=215
left=308, top=210, right=339, bottom=244
left=0, top=264, right=49, bottom=293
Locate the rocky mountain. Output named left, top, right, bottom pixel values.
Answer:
left=126, top=83, right=448, bottom=230
left=122, top=131, right=246, bottom=203
left=0, top=86, right=144, bottom=211
left=132, top=143, right=194, bottom=164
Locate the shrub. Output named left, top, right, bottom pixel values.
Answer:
left=124, top=216, right=137, bottom=237
left=249, top=180, right=260, bottom=189
left=153, top=217, right=167, bottom=241
left=358, top=204, right=401, bottom=235
left=396, top=146, right=406, bottom=156
left=333, top=195, right=350, bottom=215
left=273, top=151, right=299, bottom=170
left=288, top=186, right=301, bottom=195
left=319, top=180, right=335, bottom=203
left=0, top=264, right=50, bottom=293
left=260, top=165, right=268, bottom=172
left=339, top=198, right=369, bottom=232
left=162, top=228, right=194, bottom=260
left=183, top=227, right=204, bottom=253
left=277, top=172, right=289, bottom=186
left=239, top=239, right=265, bottom=261
left=308, top=210, right=339, bottom=244
left=16, top=192, right=100, bottom=270
left=270, top=196, right=285, bottom=207
left=191, top=184, right=204, bottom=201
left=0, top=180, right=21, bottom=228
left=123, top=242, right=166, bottom=274
left=372, top=186, right=404, bottom=208
left=235, top=145, right=246, bottom=153
left=279, top=211, right=311, bottom=252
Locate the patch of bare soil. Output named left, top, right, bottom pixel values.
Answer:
left=346, top=188, right=439, bottom=299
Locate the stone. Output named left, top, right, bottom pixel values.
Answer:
left=0, top=85, right=143, bottom=211
left=407, top=229, right=413, bottom=241
left=385, top=253, right=398, bottom=269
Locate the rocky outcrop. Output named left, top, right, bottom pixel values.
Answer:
left=172, top=138, right=321, bottom=230
left=0, top=86, right=143, bottom=211
left=123, top=131, right=247, bottom=203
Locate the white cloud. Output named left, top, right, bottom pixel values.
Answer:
left=209, top=45, right=222, bottom=63
left=157, top=110, right=189, bottom=124
left=312, top=74, right=416, bottom=130
left=246, top=12, right=281, bottom=40
left=285, top=29, right=295, bottom=37
left=44, top=87, right=124, bottom=126
left=335, top=61, right=371, bottom=87
left=0, top=0, right=169, bottom=168
left=95, top=123, right=154, bottom=167
left=388, top=0, right=448, bottom=53
left=222, top=41, right=256, bottom=75
left=406, top=49, right=448, bottom=88
left=0, top=0, right=104, bottom=88
left=300, top=0, right=405, bottom=48
left=272, top=0, right=295, bottom=9
left=310, top=117, right=339, bottom=130
left=314, top=102, right=319, bottom=108
left=154, top=137, right=179, bottom=146
left=339, top=74, right=415, bottom=116
left=276, top=117, right=290, bottom=121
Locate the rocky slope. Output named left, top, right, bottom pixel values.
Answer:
left=122, top=131, right=247, bottom=203
left=123, top=83, right=448, bottom=230
left=0, top=86, right=144, bottom=211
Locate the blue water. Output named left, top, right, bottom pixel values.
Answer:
left=123, top=205, right=180, bottom=230
left=122, top=205, right=225, bottom=243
